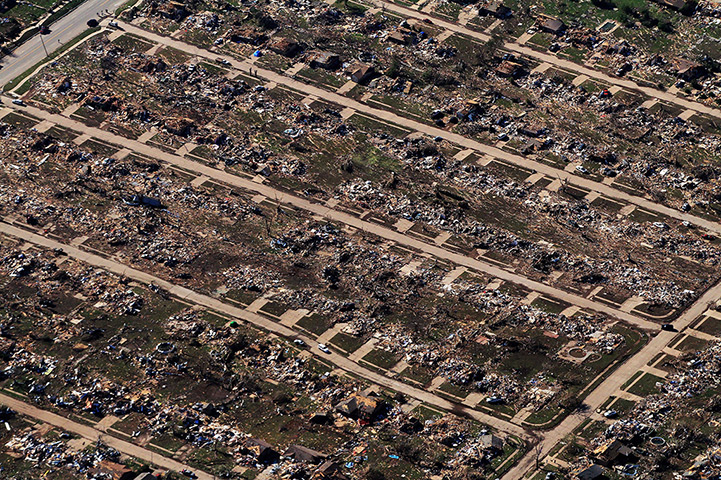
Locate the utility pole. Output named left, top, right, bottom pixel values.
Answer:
left=39, top=33, right=49, bottom=57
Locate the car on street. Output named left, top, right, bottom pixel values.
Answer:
left=317, top=343, right=330, bottom=354
left=11, top=99, right=24, bottom=106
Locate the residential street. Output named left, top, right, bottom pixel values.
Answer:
left=502, top=267, right=721, bottom=479
left=0, top=392, right=217, bottom=480
left=0, top=0, right=126, bottom=87
left=112, top=21, right=721, bottom=241
left=370, top=0, right=721, bottom=121
left=0, top=96, right=658, bottom=330
left=0, top=221, right=533, bottom=440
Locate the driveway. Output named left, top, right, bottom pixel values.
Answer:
left=0, top=221, right=532, bottom=439
left=0, top=392, right=214, bottom=480
left=0, top=95, right=657, bottom=330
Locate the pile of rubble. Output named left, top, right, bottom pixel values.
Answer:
left=5, top=434, right=122, bottom=474
left=577, top=340, right=721, bottom=478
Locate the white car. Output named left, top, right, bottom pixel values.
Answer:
left=317, top=343, right=330, bottom=354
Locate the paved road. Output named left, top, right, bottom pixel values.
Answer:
left=504, top=42, right=721, bottom=119
left=0, top=96, right=656, bottom=330
left=0, top=221, right=532, bottom=440
left=371, top=0, right=721, bottom=121
left=117, top=21, right=721, bottom=242
left=0, top=0, right=126, bottom=87
left=110, top=14, right=721, bottom=480
left=4, top=18, right=716, bottom=474
left=502, top=270, right=721, bottom=479
left=0, top=392, right=215, bottom=480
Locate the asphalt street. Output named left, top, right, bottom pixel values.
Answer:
left=0, top=392, right=217, bottom=480
left=116, top=21, right=721, bottom=242
left=0, top=94, right=657, bottom=330
left=0, top=0, right=126, bottom=86
left=0, top=220, right=532, bottom=439
left=1, top=5, right=720, bottom=478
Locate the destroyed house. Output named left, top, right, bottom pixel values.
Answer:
left=456, top=99, right=481, bottom=120
left=495, top=60, right=523, bottom=77
left=285, top=444, right=327, bottom=463
left=593, top=439, right=633, bottom=466
left=312, top=461, right=348, bottom=479
left=519, top=126, right=545, bottom=137
left=89, top=460, right=135, bottom=480
left=686, top=447, right=721, bottom=477
left=55, top=77, right=72, bottom=93
left=405, top=18, right=430, bottom=32
left=309, top=51, right=341, bottom=70
left=164, top=117, right=196, bottom=137
left=131, top=57, right=167, bottom=74
left=335, top=393, right=383, bottom=420
left=572, top=464, right=605, bottom=480
left=134, top=474, right=157, bottom=480
left=0, top=0, right=16, bottom=13
left=246, top=438, right=279, bottom=463
left=226, top=27, right=267, bottom=46
left=0, top=337, right=14, bottom=359
left=654, top=0, right=686, bottom=10
left=152, top=1, right=188, bottom=21
left=346, top=62, right=375, bottom=84
left=386, top=30, right=408, bottom=45
left=83, top=94, right=121, bottom=112
left=539, top=16, right=566, bottom=35
left=125, top=195, right=163, bottom=208
left=479, top=1, right=511, bottom=18
left=673, top=58, right=705, bottom=80
left=521, top=138, right=544, bottom=154
left=269, top=38, right=300, bottom=57
left=480, top=434, right=504, bottom=452
left=309, top=410, right=332, bottom=424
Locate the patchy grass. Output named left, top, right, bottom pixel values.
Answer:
left=696, top=317, right=721, bottom=337
left=438, top=381, right=469, bottom=399
left=259, top=300, right=287, bottom=317
left=675, top=335, right=709, bottom=353
left=329, top=332, right=365, bottom=353
left=362, top=348, right=400, bottom=370
left=401, top=364, right=434, bottom=386
left=524, top=406, right=561, bottom=425
left=112, top=33, right=154, bottom=52
left=296, top=313, right=333, bottom=336
left=627, top=372, right=664, bottom=397
left=5, top=27, right=102, bottom=92
left=530, top=296, right=570, bottom=314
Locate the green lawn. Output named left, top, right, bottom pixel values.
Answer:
left=295, top=313, right=332, bottom=336
left=329, top=332, right=365, bottom=353
left=627, top=372, right=664, bottom=397
left=362, top=348, right=400, bottom=370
